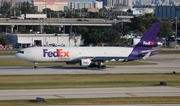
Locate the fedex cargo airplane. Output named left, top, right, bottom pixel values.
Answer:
left=15, top=22, right=163, bottom=69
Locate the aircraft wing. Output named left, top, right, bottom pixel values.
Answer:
left=91, top=57, right=128, bottom=62
left=71, top=56, right=128, bottom=62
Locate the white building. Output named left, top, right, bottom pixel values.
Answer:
left=68, top=1, right=103, bottom=9
left=79, top=2, right=85, bottom=9
left=68, top=2, right=74, bottom=9
left=112, top=0, right=132, bottom=11
left=92, top=1, right=103, bottom=9
left=127, top=0, right=132, bottom=9
left=32, top=0, right=68, bottom=12
left=74, top=2, right=79, bottom=9
left=85, top=2, right=92, bottom=9
left=132, top=8, right=154, bottom=16
left=8, top=34, right=82, bottom=48
left=112, top=6, right=129, bottom=12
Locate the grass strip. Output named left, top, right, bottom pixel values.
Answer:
left=0, top=51, right=16, bottom=55
left=159, top=50, right=180, bottom=54
left=0, top=97, right=180, bottom=105
left=0, top=74, right=179, bottom=89
left=0, top=81, right=179, bottom=89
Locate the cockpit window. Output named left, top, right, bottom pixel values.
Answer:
left=17, top=51, right=24, bottom=54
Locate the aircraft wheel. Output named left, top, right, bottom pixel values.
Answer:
left=97, top=65, right=101, bottom=69
left=33, top=62, right=38, bottom=69
left=89, top=63, right=97, bottom=68
left=101, top=65, right=106, bottom=69
left=34, top=66, right=38, bottom=69
left=97, top=62, right=106, bottom=69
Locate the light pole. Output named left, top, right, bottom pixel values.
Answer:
left=175, top=17, right=177, bottom=42
left=19, top=0, right=21, bottom=15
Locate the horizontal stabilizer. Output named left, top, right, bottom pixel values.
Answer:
left=141, top=48, right=161, bottom=60
left=143, top=52, right=151, bottom=60
left=141, top=49, right=161, bottom=53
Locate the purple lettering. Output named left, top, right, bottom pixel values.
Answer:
left=43, top=49, right=48, bottom=57
left=48, top=51, right=53, bottom=57
left=53, top=50, right=58, bottom=57
left=43, top=49, right=70, bottom=58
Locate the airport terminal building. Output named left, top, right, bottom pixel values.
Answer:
left=8, top=34, right=82, bottom=48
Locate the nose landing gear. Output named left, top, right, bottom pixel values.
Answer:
left=33, top=62, right=38, bottom=69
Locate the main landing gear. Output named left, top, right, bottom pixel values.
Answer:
left=33, top=62, right=38, bottom=69
left=88, top=62, right=106, bottom=69
left=97, top=62, right=106, bottom=69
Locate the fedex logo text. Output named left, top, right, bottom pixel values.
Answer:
left=83, top=61, right=89, bottom=64
left=143, top=41, right=154, bottom=46
left=43, top=49, right=69, bottom=58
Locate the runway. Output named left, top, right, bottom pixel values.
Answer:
left=0, top=54, right=180, bottom=75
left=0, top=86, right=179, bottom=100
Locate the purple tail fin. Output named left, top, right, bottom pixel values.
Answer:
left=128, top=22, right=162, bottom=61
left=136, top=22, right=162, bottom=47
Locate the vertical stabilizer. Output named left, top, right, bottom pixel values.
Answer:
left=128, top=22, right=162, bottom=60
left=141, top=22, right=162, bottom=41
left=136, top=22, right=162, bottom=47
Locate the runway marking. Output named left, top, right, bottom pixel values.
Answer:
left=124, top=93, right=136, bottom=97
left=52, top=94, right=65, bottom=98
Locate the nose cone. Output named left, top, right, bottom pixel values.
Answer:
left=14, top=53, right=23, bottom=60
left=14, top=53, right=20, bottom=59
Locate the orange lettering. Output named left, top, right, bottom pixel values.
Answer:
left=58, top=49, right=63, bottom=57
left=64, top=52, right=69, bottom=57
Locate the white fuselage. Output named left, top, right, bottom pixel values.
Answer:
left=15, top=47, right=134, bottom=62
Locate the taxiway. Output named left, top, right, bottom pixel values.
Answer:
left=0, top=54, right=179, bottom=75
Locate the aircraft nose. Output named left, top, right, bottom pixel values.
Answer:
left=14, top=53, right=20, bottom=59
left=14, top=53, right=18, bottom=58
